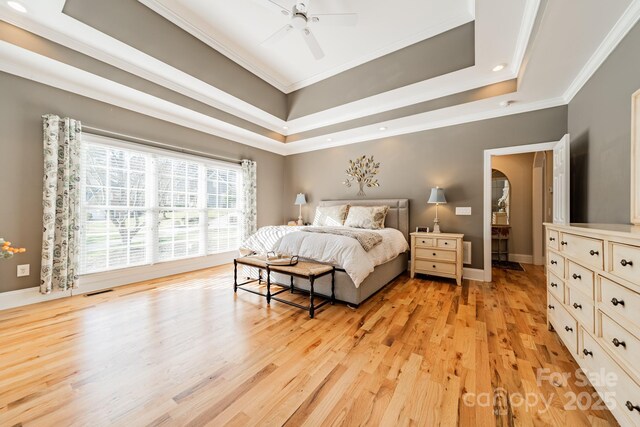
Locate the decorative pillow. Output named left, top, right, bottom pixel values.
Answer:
left=312, top=205, right=349, bottom=226
left=343, top=206, right=389, bottom=229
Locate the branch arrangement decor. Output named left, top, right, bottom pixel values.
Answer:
left=342, top=155, right=380, bottom=196
left=1, top=238, right=26, bottom=260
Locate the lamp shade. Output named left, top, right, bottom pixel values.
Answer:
left=427, top=187, right=447, bottom=204
left=294, top=193, right=307, bottom=205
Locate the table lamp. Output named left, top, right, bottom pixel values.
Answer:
left=294, top=193, right=307, bottom=225
left=428, top=187, right=447, bottom=233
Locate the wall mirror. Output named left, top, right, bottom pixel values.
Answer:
left=491, top=169, right=510, bottom=225
left=633, top=88, right=640, bottom=224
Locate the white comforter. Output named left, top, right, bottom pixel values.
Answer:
left=240, top=226, right=409, bottom=287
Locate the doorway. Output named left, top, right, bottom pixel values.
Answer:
left=482, top=135, right=570, bottom=282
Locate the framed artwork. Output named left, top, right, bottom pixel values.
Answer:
left=633, top=88, right=640, bottom=225
left=416, top=226, right=430, bottom=233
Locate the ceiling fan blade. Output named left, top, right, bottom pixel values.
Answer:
left=262, top=24, right=294, bottom=46
left=301, top=28, right=325, bottom=60
left=256, top=0, right=291, bottom=16
left=310, top=13, right=358, bottom=26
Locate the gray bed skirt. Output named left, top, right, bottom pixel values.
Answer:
left=241, top=252, right=408, bottom=306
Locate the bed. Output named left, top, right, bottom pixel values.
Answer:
left=239, top=199, right=409, bottom=306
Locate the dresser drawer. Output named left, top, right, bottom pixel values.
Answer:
left=436, top=238, right=457, bottom=249
left=547, top=272, right=564, bottom=302
left=559, top=232, right=604, bottom=270
left=414, top=237, right=435, bottom=248
left=548, top=294, right=578, bottom=354
left=600, top=312, right=640, bottom=382
left=547, top=229, right=559, bottom=251
left=610, top=242, right=640, bottom=286
left=414, top=260, right=456, bottom=275
left=547, top=251, right=565, bottom=278
left=414, top=248, right=456, bottom=262
left=567, top=261, right=594, bottom=299
left=581, top=330, right=640, bottom=427
left=567, top=286, right=595, bottom=333
left=600, top=276, right=640, bottom=329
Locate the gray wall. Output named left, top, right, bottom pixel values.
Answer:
left=568, top=21, right=640, bottom=224
left=283, top=106, right=568, bottom=269
left=0, top=71, right=285, bottom=293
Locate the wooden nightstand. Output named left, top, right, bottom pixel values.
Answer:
left=410, top=232, right=464, bottom=285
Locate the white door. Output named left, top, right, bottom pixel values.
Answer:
left=553, top=134, right=571, bottom=224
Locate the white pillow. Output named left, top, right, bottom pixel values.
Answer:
left=343, top=206, right=389, bottom=229
left=312, top=205, right=349, bottom=226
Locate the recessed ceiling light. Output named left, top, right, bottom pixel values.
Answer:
left=379, top=126, right=387, bottom=131
left=326, top=138, right=333, bottom=142
left=7, top=1, right=27, bottom=12
left=282, top=126, right=289, bottom=130
left=492, top=63, right=506, bottom=72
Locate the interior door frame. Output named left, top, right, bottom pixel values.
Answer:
left=483, top=140, right=560, bottom=282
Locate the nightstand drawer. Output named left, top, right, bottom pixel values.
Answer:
left=414, top=237, right=435, bottom=248
left=437, top=239, right=457, bottom=249
left=414, top=260, right=456, bottom=275
left=415, top=248, right=456, bottom=262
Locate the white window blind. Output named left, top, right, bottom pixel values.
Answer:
left=79, top=136, right=244, bottom=275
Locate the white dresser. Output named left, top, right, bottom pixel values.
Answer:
left=410, top=232, right=463, bottom=285
left=545, top=223, right=640, bottom=426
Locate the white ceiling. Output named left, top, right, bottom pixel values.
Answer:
left=140, top=0, right=475, bottom=92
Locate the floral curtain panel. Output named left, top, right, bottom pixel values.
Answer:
left=40, top=115, right=82, bottom=294
left=241, top=159, right=257, bottom=240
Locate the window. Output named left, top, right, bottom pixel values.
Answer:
left=79, top=136, right=244, bottom=275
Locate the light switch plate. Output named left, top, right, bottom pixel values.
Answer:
left=17, top=264, right=30, bottom=277
left=456, top=207, right=472, bottom=215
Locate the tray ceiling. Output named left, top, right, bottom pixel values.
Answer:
left=0, top=0, right=638, bottom=155
left=140, top=0, right=475, bottom=92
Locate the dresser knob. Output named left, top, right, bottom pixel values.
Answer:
left=612, top=338, right=626, bottom=348
left=573, top=303, right=582, bottom=310
left=444, top=242, right=448, bottom=245
left=551, top=260, right=558, bottom=265
left=550, top=283, right=558, bottom=288
left=565, top=326, right=573, bottom=332
left=572, top=273, right=581, bottom=280
left=432, top=265, right=436, bottom=269
left=620, top=259, right=634, bottom=267
left=582, top=349, right=593, bottom=357
left=626, top=401, right=640, bottom=412
left=561, top=241, right=568, bottom=246
left=548, top=304, right=555, bottom=309
left=422, top=240, right=426, bottom=244
left=433, top=253, right=436, bottom=256
left=589, top=250, right=599, bottom=256
left=549, top=237, right=556, bottom=242
left=611, top=298, right=625, bottom=307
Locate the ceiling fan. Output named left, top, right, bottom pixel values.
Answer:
left=259, top=0, right=358, bottom=60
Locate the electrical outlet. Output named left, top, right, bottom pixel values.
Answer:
left=17, top=264, right=30, bottom=277
left=456, top=207, right=472, bottom=215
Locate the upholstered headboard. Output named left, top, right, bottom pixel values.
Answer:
left=318, top=199, right=410, bottom=241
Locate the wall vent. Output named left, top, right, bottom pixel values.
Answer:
left=463, top=241, right=472, bottom=265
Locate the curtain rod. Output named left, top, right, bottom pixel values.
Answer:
left=82, top=125, right=243, bottom=165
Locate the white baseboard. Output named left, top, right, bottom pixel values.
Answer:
left=0, top=251, right=236, bottom=311
left=0, top=286, right=72, bottom=311
left=463, top=268, right=485, bottom=281
left=508, top=253, right=534, bottom=264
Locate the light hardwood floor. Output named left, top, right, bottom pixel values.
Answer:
left=0, top=264, right=618, bottom=426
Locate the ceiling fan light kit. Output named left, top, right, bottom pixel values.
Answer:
left=261, top=0, right=358, bottom=60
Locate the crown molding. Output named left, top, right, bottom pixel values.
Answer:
left=282, top=96, right=567, bottom=155
left=0, top=41, right=289, bottom=155
left=140, top=0, right=475, bottom=94
left=511, top=0, right=541, bottom=75
left=563, top=0, right=640, bottom=103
